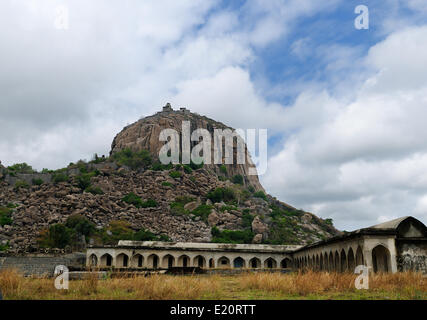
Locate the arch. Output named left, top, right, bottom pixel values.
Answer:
left=264, top=257, right=277, bottom=269
left=233, top=257, right=245, bottom=268
left=323, top=253, right=328, bottom=271
left=372, top=245, right=391, bottom=273
left=347, top=248, right=355, bottom=272
left=355, top=246, right=364, bottom=266
left=328, top=252, right=334, bottom=271
left=193, top=255, right=206, bottom=268
left=131, top=254, right=144, bottom=268
left=209, top=258, right=215, bottom=268
left=281, top=258, right=292, bottom=269
left=147, top=254, right=159, bottom=269
left=319, top=254, right=324, bottom=271
left=116, top=253, right=129, bottom=268
left=178, top=255, right=191, bottom=267
left=340, top=249, right=347, bottom=272
left=249, top=257, right=261, bottom=268
left=217, top=256, right=230, bottom=268
left=315, top=255, right=320, bottom=271
left=100, top=253, right=113, bottom=267
left=334, top=251, right=340, bottom=272
left=162, top=254, right=175, bottom=268
left=89, top=254, right=98, bottom=267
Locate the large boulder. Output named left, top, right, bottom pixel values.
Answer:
left=110, top=104, right=265, bottom=192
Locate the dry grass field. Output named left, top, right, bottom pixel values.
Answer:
left=0, top=269, right=425, bottom=300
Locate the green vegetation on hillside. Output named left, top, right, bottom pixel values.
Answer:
left=112, top=148, right=152, bottom=169
left=0, top=207, right=13, bottom=226
left=122, top=193, right=158, bottom=208
left=211, top=226, right=254, bottom=244
left=206, top=187, right=236, bottom=203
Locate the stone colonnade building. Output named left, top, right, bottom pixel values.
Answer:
left=87, top=242, right=298, bottom=270
left=86, top=216, right=427, bottom=273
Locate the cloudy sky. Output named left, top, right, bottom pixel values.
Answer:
left=1, top=0, right=427, bottom=231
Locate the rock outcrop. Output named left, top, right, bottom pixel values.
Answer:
left=0, top=105, right=341, bottom=252
left=111, top=103, right=264, bottom=191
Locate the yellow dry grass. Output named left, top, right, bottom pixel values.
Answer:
left=0, top=269, right=425, bottom=300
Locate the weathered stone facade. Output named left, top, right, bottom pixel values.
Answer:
left=86, top=217, right=427, bottom=274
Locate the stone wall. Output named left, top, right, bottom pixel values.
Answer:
left=0, top=253, right=86, bottom=277
left=397, top=242, right=427, bottom=273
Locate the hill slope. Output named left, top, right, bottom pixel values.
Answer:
left=0, top=105, right=340, bottom=253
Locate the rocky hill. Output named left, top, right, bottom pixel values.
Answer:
left=0, top=105, right=340, bottom=253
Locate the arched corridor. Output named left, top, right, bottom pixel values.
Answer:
left=249, top=257, right=261, bottom=268
left=193, top=255, right=206, bottom=268
left=162, top=254, right=175, bottom=268
left=372, top=245, right=391, bottom=273
left=233, top=257, right=245, bottom=268
left=132, top=254, right=144, bottom=268
left=264, top=258, right=277, bottom=269
left=100, top=253, right=112, bottom=267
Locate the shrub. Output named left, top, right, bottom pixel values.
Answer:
left=112, top=148, right=152, bottom=170
left=76, top=174, right=92, bottom=191
left=232, top=174, right=244, bottom=185
left=170, top=196, right=194, bottom=216
left=38, top=224, right=72, bottom=248
left=52, top=173, right=69, bottom=184
left=191, top=204, right=213, bottom=222
left=269, top=204, right=299, bottom=218
left=0, top=241, right=9, bottom=251
left=190, top=176, right=196, bottom=183
left=14, top=180, right=29, bottom=189
left=242, top=213, right=255, bottom=229
left=219, top=205, right=238, bottom=212
left=122, top=192, right=143, bottom=208
left=206, top=187, right=236, bottom=203
left=189, top=160, right=204, bottom=170
left=253, top=191, right=267, bottom=200
left=141, top=198, right=158, bottom=208
left=183, top=165, right=193, bottom=174
left=7, top=163, right=35, bottom=174
left=247, top=185, right=255, bottom=193
left=158, top=234, right=172, bottom=242
left=211, top=228, right=254, bottom=244
left=85, top=186, right=104, bottom=195
left=103, top=220, right=134, bottom=244
left=264, top=216, right=299, bottom=245
left=0, top=207, right=13, bottom=226
left=211, top=226, right=221, bottom=237
left=151, top=162, right=173, bottom=171
left=324, top=218, right=334, bottom=226
left=162, top=181, right=173, bottom=187
left=31, top=178, right=43, bottom=186
left=65, top=214, right=95, bottom=237
left=133, top=228, right=157, bottom=241
left=122, top=193, right=157, bottom=208
left=133, top=228, right=169, bottom=241
left=169, top=171, right=182, bottom=179
left=219, top=165, right=227, bottom=174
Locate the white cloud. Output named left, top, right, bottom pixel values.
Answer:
left=1, top=0, right=427, bottom=232
left=262, top=25, right=427, bottom=230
